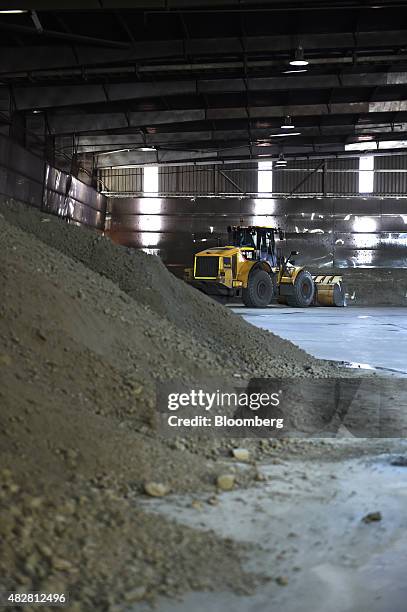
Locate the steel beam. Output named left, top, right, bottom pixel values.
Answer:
left=2, top=1, right=406, bottom=9
left=0, top=27, right=407, bottom=74
left=65, top=124, right=407, bottom=155
left=43, top=100, right=407, bottom=135
left=96, top=148, right=217, bottom=167
left=95, top=142, right=407, bottom=169
left=0, top=21, right=130, bottom=48
left=11, top=71, right=407, bottom=111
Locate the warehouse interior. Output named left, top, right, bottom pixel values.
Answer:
left=1, top=2, right=407, bottom=611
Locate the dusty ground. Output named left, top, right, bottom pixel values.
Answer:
left=140, top=441, right=407, bottom=612
left=0, top=199, right=406, bottom=612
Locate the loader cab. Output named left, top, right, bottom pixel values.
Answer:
left=233, top=227, right=256, bottom=249
left=227, top=225, right=283, bottom=268
left=257, top=228, right=277, bottom=267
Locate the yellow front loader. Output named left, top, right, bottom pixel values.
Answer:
left=185, top=225, right=345, bottom=308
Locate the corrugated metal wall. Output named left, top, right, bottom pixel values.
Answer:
left=274, top=159, right=323, bottom=195
left=100, top=164, right=257, bottom=196
left=375, top=154, right=407, bottom=195
left=99, top=157, right=381, bottom=197
left=266, top=158, right=359, bottom=195
left=99, top=154, right=407, bottom=197
left=326, top=158, right=359, bottom=195
left=99, top=167, right=143, bottom=193
left=215, top=163, right=257, bottom=194
left=160, top=165, right=216, bottom=195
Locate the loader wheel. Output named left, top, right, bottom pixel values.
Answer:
left=286, top=270, right=315, bottom=308
left=242, top=269, right=274, bottom=308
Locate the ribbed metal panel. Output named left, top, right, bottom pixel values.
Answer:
left=374, top=154, right=407, bottom=195
left=100, top=156, right=407, bottom=197
left=160, top=165, right=217, bottom=195
left=159, top=166, right=179, bottom=194
left=216, top=163, right=256, bottom=194
left=159, top=164, right=256, bottom=195
left=273, top=158, right=359, bottom=196
left=99, top=167, right=143, bottom=194
left=326, top=158, right=358, bottom=195
left=273, top=159, right=323, bottom=195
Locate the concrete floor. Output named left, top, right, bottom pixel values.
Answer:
left=136, top=308, right=407, bottom=612
left=139, top=443, right=407, bottom=612
left=231, top=306, right=407, bottom=377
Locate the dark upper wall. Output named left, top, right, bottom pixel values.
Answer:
left=106, top=196, right=407, bottom=276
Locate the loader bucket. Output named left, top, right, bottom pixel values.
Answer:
left=313, top=275, right=345, bottom=307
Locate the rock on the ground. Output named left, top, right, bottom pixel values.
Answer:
left=217, top=474, right=235, bottom=491
left=232, top=448, right=250, bottom=461
left=144, top=482, right=170, bottom=498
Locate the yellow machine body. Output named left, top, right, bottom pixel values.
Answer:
left=185, top=226, right=345, bottom=308
left=189, top=245, right=269, bottom=289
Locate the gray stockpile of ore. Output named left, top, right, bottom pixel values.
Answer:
left=0, top=199, right=351, bottom=610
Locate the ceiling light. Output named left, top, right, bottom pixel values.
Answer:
left=32, top=109, right=42, bottom=114
left=345, top=141, right=377, bottom=152
left=281, top=115, right=295, bottom=129
left=0, top=10, right=27, bottom=13
left=98, top=148, right=131, bottom=156
left=289, top=46, right=309, bottom=67
left=357, top=135, right=374, bottom=141
left=275, top=153, right=287, bottom=167
left=138, top=146, right=156, bottom=152
left=282, top=69, right=308, bottom=74
left=269, top=132, right=301, bottom=138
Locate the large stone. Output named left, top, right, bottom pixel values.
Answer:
left=144, top=482, right=170, bottom=497
left=232, top=448, right=250, bottom=462
left=362, top=511, right=382, bottom=523
left=216, top=474, right=235, bottom=491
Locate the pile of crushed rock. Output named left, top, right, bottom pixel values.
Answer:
left=0, top=199, right=356, bottom=610
left=0, top=198, right=339, bottom=379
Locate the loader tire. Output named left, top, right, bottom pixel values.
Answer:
left=242, top=269, right=274, bottom=308
left=286, top=270, right=315, bottom=308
